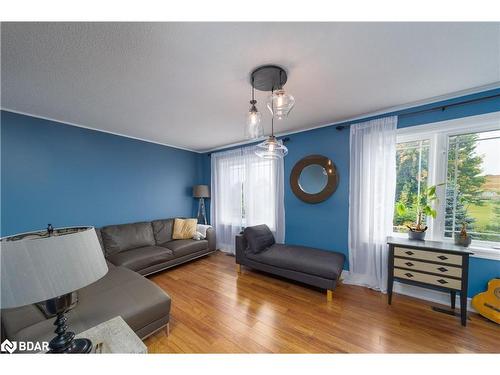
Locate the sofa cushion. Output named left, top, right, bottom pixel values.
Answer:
left=246, top=243, right=345, bottom=280
left=1, top=304, right=47, bottom=340
left=162, top=239, right=208, bottom=257
left=101, top=222, right=155, bottom=255
left=107, top=246, right=174, bottom=271
left=151, top=219, right=174, bottom=244
left=244, top=224, right=275, bottom=254
left=11, top=266, right=172, bottom=345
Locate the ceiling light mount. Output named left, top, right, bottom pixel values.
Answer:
left=250, top=65, right=288, bottom=92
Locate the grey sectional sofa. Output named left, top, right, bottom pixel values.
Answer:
left=1, top=218, right=216, bottom=350
left=235, top=225, right=345, bottom=301
left=97, top=218, right=216, bottom=275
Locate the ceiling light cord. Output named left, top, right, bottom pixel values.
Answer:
left=271, top=89, right=274, bottom=137
left=251, top=77, right=255, bottom=102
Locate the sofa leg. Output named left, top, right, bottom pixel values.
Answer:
left=236, top=264, right=241, bottom=274
left=166, top=322, right=170, bottom=337
left=327, top=289, right=333, bottom=302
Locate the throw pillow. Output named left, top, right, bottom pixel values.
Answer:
left=244, top=224, right=275, bottom=253
left=172, top=218, right=198, bottom=240
left=196, top=224, right=212, bottom=238
left=192, top=231, right=204, bottom=240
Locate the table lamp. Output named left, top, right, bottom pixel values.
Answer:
left=193, top=185, right=210, bottom=225
left=0, top=226, right=108, bottom=353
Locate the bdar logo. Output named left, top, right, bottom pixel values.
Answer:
left=1, top=339, right=17, bottom=353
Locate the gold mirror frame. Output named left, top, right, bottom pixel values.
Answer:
left=290, top=154, right=339, bottom=204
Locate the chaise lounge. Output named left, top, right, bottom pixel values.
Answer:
left=235, top=225, right=345, bottom=301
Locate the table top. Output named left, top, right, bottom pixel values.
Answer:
left=76, top=316, right=147, bottom=354
left=387, top=236, right=474, bottom=255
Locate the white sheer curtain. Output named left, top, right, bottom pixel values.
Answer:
left=344, top=116, right=397, bottom=292
left=210, top=145, right=285, bottom=253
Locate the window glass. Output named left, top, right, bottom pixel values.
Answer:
left=393, top=140, right=430, bottom=233
left=445, top=130, right=500, bottom=242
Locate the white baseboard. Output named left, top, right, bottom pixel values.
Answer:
left=340, top=270, right=475, bottom=312
left=393, top=281, right=475, bottom=312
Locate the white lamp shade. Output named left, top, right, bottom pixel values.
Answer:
left=1, top=227, right=108, bottom=309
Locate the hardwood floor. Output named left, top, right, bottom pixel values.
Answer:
left=144, top=251, right=499, bottom=353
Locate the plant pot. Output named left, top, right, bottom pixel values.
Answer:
left=408, top=230, right=426, bottom=241
left=454, top=235, right=472, bottom=247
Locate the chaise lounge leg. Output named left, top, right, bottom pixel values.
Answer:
left=166, top=322, right=170, bottom=337
left=236, top=264, right=241, bottom=274
left=327, top=289, right=333, bottom=302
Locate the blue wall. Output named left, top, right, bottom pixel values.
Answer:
left=2, top=87, right=499, bottom=297
left=1, top=110, right=204, bottom=236
left=206, top=88, right=500, bottom=297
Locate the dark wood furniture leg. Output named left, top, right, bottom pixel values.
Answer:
left=387, top=245, right=394, bottom=305
left=460, top=254, right=469, bottom=326
left=460, top=292, right=467, bottom=326
left=450, top=291, right=456, bottom=310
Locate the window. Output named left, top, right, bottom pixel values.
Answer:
left=393, top=140, right=430, bottom=233
left=218, top=159, right=276, bottom=230
left=393, top=112, right=500, bottom=259
left=210, top=146, right=285, bottom=252
left=445, top=130, right=500, bottom=242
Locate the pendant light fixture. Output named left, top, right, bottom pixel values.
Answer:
left=267, top=89, right=295, bottom=120
left=247, top=65, right=293, bottom=158
left=244, top=77, right=263, bottom=139
left=255, top=89, right=288, bottom=159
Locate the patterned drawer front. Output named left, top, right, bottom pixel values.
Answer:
left=394, top=258, right=462, bottom=278
left=394, top=268, right=462, bottom=290
left=394, top=247, right=462, bottom=265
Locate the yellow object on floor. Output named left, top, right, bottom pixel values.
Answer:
left=471, top=278, right=500, bottom=324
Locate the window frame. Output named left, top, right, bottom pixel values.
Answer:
left=395, top=111, right=500, bottom=260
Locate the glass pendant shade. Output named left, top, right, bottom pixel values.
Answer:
left=267, top=89, right=295, bottom=120
left=255, top=136, right=288, bottom=159
left=245, top=100, right=263, bottom=139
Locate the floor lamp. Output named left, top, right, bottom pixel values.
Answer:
left=193, top=185, right=210, bottom=225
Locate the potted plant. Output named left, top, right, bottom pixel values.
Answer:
left=395, top=184, right=443, bottom=240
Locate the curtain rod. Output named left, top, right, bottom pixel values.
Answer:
left=207, top=92, right=499, bottom=156
left=335, top=93, right=500, bottom=131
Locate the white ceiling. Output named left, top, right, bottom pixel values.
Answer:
left=2, top=22, right=499, bottom=152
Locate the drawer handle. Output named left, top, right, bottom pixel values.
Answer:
left=404, top=272, right=414, bottom=278
left=405, top=262, right=414, bottom=267
left=437, top=279, right=448, bottom=284
left=405, top=251, right=414, bottom=256
left=437, top=255, right=448, bottom=261
left=437, top=267, right=448, bottom=273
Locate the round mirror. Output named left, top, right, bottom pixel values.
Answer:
left=290, top=155, right=338, bottom=204
left=298, top=164, right=328, bottom=194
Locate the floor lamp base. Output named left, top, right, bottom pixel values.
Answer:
left=197, top=197, right=208, bottom=225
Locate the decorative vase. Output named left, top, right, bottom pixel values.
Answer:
left=454, top=234, right=472, bottom=247
left=408, top=230, right=426, bottom=241
left=455, top=223, right=472, bottom=247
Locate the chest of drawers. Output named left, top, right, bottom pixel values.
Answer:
left=387, top=237, right=473, bottom=326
